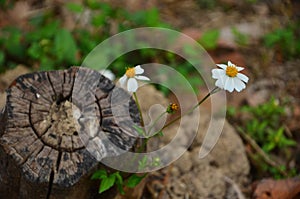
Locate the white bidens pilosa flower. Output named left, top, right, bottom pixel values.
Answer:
left=212, top=61, right=249, bottom=92
left=119, top=65, right=150, bottom=92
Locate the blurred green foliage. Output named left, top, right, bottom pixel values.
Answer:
left=238, top=97, right=295, bottom=152
left=228, top=97, right=297, bottom=178
left=0, top=1, right=170, bottom=72
left=263, top=23, right=300, bottom=60
left=0, top=1, right=203, bottom=93
left=231, top=27, right=249, bottom=46
left=198, top=29, right=220, bottom=50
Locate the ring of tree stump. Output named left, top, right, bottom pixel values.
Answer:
left=0, top=67, right=141, bottom=188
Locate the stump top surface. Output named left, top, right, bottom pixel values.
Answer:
left=0, top=67, right=141, bottom=187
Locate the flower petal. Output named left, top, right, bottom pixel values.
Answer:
left=135, top=75, right=150, bottom=81
left=228, top=61, right=235, bottom=67
left=212, top=69, right=225, bottom=79
left=134, top=65, right=144, bottom=75
left=224, top=77, right=234, bottom=92
left=119, top=75, right=127, bottom=87
left=99, top=69, right=115, bottom=81
left=237, top=73, right=249, bottom=83
left=236, top=66, right=244, bottom=71
left=233, top=77, right=246, bottom=92
left=215, top=74, right=226, bottom=88
left=216, top=64, right=227, bottom=70
left=127, top=78, right=138, bottom=92
left=215, top=79, right=224, bottom=89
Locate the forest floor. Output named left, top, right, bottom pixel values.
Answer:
left=1, top=0, right=300, bottom=198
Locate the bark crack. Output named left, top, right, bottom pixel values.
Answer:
left=46, top=169, right=55, bottom=199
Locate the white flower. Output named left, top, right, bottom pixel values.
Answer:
left=212, top=61, right=249, bottom=92
left=119, top=65, right=150, bottom=92
left=99, top=69, right=115, bottom=81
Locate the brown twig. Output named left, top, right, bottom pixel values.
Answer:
left=236, top=126, right=288, bottom=177
left=223, top=176, right=246, bottom=199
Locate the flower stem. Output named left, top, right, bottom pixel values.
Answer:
left=133, top=92, right=145, bottom=127
left=161, top=87, right=219, bottom=131
left=147, top=111, right=167, bottom=136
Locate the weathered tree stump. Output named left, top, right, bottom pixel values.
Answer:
left=0, top=67, right=142, bottom=199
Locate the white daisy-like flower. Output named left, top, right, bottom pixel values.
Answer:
left=119, top=65, right=150, bottom=92
left=212, top=61, right=249, bottom=92
left=99, top=69, right=115, bottom=81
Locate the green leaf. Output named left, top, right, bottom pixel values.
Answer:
left=282, top=139, right=297, bottom=147
left=66, top=2, right=84, bottom=13
left=262, top=142, right=275, bottom=152
left=86, top=0, right=102, bottom=10
left=145, top=8, right=160, bottom=26
left=54, top=29, right=77, bottom=64
left=99, top=174, right=116, bottom=193
left=227, top=106, right=236, bottom=117
left=199, top=29, right=220, bottom=50
left=91, top=169, right=107, bottom=180
left=138, top=156, right=148, bottom=170
left=231, top=27, right=249, bottom=46
left=26, top=20, right=60, bottom=42
left=92, top=14, right=106, bottom=27
left=27, top=42, right=43, bottom=59
left=75, top=29, right=98, bottom=54
left=126, top=174, right=146, bottom=188
left=264, top=30, right=281, bottom=48
left=114, top=172, right=125, bottom=194
left=40, top=56, right=55, bottom=71
left=3, top=27, right=25, bottom=58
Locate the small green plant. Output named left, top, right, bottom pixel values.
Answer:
left=0, top=2, right=170, bottom=73
left=228, top=97, right=297, bottom=178
left=91, top=169, right=146, bottom=194
left=231, top=27, right=249, bottom=46
left=198, top=29, right=220, bottom=50
left=263, top=23, right=300, bottom=60
left=241, top=97, right=296, bottom=152
left=91, top=170, right=124, bottom=194
left=250, top=154, right=297, bottom=179
left=0, top=17, right=80, bottom=71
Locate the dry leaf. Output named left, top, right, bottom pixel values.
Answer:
left=253, top=177, right=300, bottom=199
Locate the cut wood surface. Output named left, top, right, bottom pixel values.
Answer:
left=0, top=67, right=141, bottom=199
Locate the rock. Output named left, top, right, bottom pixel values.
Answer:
left=140, top=84, right=250, bottom=198
left=0, top=65, right=30, bottom=91
left=0, top=65, right=30, bottom=112
left=246, top=79, right=284, bottom=106
left=175, top=152, right=193, bottom=174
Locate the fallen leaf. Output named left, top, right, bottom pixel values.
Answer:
left=253, top=177, right=300, bottom=199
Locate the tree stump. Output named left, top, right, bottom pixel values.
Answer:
left=0, top=67, right=142, bottom=199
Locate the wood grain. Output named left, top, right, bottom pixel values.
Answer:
left=0, top=67, right=142, bottom=199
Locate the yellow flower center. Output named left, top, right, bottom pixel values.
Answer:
left=226, top=66, right=238, bottom=77
left=125, top=67, right=135, bottom=78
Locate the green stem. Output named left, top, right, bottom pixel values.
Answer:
left=133, top=92, right=145, bottom=128
left=147, top=111, right=167, bottom=136
left=161, top=87, right=219, bottom=131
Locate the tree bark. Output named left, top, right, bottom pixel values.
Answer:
left=0, top=67, right=142, bottom=199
